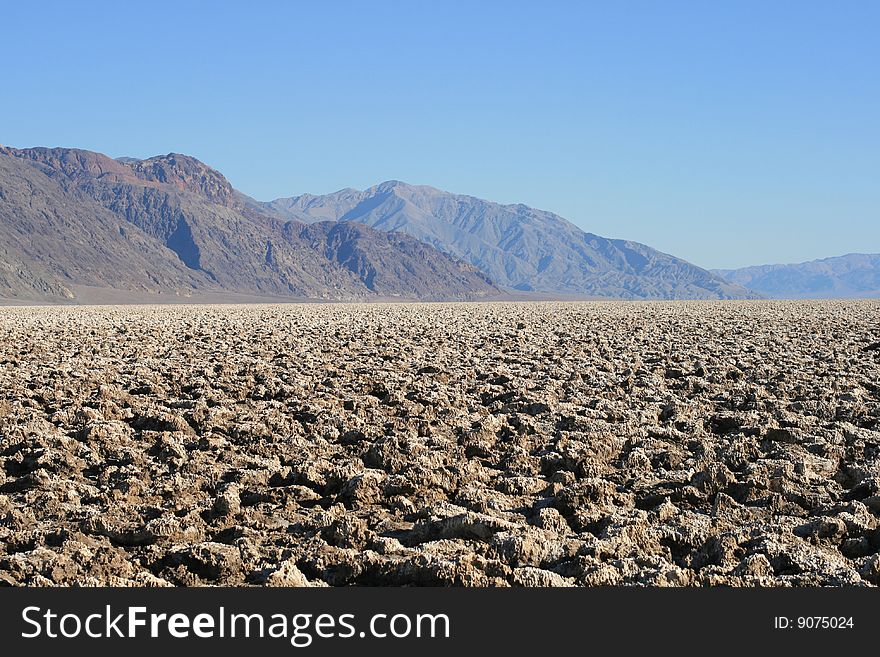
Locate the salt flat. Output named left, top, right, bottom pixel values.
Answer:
left=1, top=301, right=878, bottom=586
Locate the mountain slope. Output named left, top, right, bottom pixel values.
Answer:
left=0, top=148, right=208, bottom=300
left=713, top=254, right=880, bottom=299
left=299, top=221, right=496, bottom=298
left=262, top=181, right=758, bottom=300
left=0, top=147, right=499, bottom=302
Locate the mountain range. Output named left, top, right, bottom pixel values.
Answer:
left=253, top=182, right=755, bottom=300
left=0, top=144, right=771, bottom=303
left=0, top=147, right=497, bottom=302
left=713, top=254, right=880, bottom=299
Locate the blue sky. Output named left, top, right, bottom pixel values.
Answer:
left=2, top=1, right=877, bottom=269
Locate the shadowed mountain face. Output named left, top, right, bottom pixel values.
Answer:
left=713, top=254, right=880, bottom=299
left=0, top=147, right=499, bottom=302
left=260, top=181, right=758, bottom=300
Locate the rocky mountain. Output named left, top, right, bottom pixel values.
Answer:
left=713, top=253, right=880, bottom=299
left=0, top=147, right=498, bottom=302
left=259, top=181, right=758, bottom=300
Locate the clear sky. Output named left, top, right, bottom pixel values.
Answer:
left=2, top=1, right=877, bottom=269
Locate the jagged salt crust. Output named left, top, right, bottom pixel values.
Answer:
left=0, top=301, right=878, bottom=587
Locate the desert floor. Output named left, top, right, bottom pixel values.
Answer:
left=1, top=301, right=879, bottom=586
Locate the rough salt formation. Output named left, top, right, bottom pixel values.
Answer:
left=0, top=301, right=878, bottom=587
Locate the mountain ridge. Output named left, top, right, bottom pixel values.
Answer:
left=259, top=180, right=759, bottom=300
left=713, top=253, right=880, bottom=299
left=0, top=147, right=499, bottom=302
left=1, top=145, right=762, bottom=303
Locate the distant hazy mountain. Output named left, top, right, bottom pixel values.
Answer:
left=713, top=254, right=880, bottom=299
left=0, top=147, right=498, bottom=302
left=258, top=181, right=758, bottom=300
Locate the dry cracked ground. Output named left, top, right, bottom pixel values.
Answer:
left=1, top=301, right=879, bottom=587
